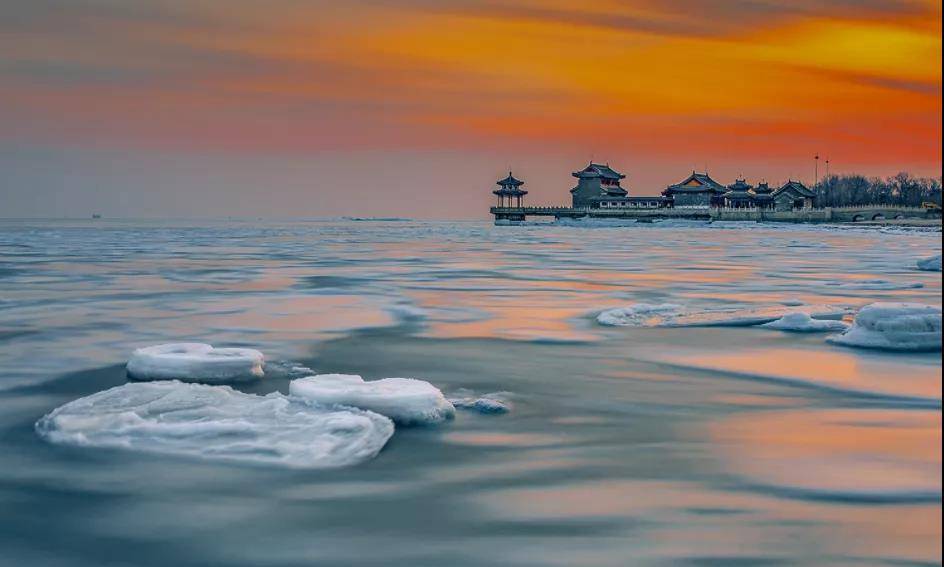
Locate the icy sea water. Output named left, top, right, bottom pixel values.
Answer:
left=0, top=218, right=941, bottom=567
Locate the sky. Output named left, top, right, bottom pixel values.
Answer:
left=1, top=0, right=941, bottom=218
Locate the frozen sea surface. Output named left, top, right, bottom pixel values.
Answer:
left=0, top=218, right=941, bottom=566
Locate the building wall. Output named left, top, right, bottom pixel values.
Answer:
left=571, top=178, right=603, bottom=208
left=671, top=192, right=713, bottom=207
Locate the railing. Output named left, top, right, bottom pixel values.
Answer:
left=711, top=207, right=765, bottom=213
left=490, top=206, right=590, bottom=213
left=828, top=205, right=928, bottom=212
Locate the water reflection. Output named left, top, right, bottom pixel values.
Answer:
left=709, top=408, right=942, bottom=500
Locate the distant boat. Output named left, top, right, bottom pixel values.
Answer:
left=343, top=216, right=412, bottom=222
left=91, top=213, right=102, bottom=219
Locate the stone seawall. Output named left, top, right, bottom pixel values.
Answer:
left=709, top=209, right=832, bottom=222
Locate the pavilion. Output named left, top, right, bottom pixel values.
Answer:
left=493, top=172, right=528, bottom=208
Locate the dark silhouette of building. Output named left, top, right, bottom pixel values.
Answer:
left=663, top=171, right=726, bottom=207
left=493, top=172, right=527, bottom=208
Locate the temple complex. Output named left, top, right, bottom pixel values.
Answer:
left=487, top=162, right=925, bottom=223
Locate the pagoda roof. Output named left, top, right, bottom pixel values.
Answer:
left=723, top=190, right=754, bottom=199
left=774, top=180, right=815, bottom=198
left=726, top=178, right=753, bottom=192
left=496, top=172, right=524, bottom=187
left=493, top=187, right=527, bottom=196
left=664, top=171, right=726, bottom=193
left=754, top=181, right=773, bottom=194
left=572, top=162, right=626, bottom=180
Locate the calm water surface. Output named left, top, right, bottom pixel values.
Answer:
left=0, top=219, right=941, bottom=566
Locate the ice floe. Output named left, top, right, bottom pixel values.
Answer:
left=827, top=302, right=942, bottom=351
left=916, top=254, right=941, bottom=271
left=597, top=303, right=848, bottom=328
left=761, top=312, right=849, bottom=332
left=35, top=381, right=393, bottom=469
left=126, top=343, right=264, bottom=383
left=262, top=360, right=315, bottom=380
left=290, top=374, right=455, bottom=425
left=596, top=303, right=684, bottom=327
left=447, top=389, right=512, bottom=414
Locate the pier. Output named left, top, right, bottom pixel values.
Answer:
left=491, top=205, right=936, bottom=224
left=491, top=205, right=710, bottom=222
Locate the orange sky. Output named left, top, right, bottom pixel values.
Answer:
left=1, top=0, right=941, bottom=217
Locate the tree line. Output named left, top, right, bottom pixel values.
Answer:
left=814, top=172, right=942, bottom=208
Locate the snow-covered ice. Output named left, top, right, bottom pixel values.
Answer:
left=761, top=312, right=849, bottom=332
left=35, top=381, right=394, bottom=468
left=126, top=343, right=264, bottom=383
left=597, top=303, right=848, bottom=328
left=290, top=374, right=456, bottom=425
left=917, top=254, right=942, bottom=272
left=596, top=303, right=684, bottom=327
left=448, top=389, right=512, bottom=414
left=827, top=302, right=942, bottom=351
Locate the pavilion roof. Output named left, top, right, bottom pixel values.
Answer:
left=572, top=162, right=626, bottom=180
left=775, top=180, right=815, bottom=198
left=493, top=187, right=527, bottom=196
left=496, top=172, right=524, bottom=187
left=665, top=171, right=726, bottom=193
left=726, top=178, right=753, bottom=192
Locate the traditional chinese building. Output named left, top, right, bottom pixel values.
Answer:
left=570, top=162, right=662, bottom=209
left=489, top=165, right=821, bottom=223
left=722, top=178, right=756, bottom=208
left=772, top=180, right=815, bottom=211
left=663, top=171, right=726, bottom=207
left=752, top=181, right=775, bottom=210
left=570, top=162, right=627, bottom=208
left=493, top=172, right=528, bottom=208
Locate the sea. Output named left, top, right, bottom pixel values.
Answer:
left=0, top=218, right=940, bottom=566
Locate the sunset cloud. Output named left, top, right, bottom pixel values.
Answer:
left=1, top=0, right=940, bottom=216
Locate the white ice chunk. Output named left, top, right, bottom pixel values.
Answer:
left=827, top=302, right=942, bottom=351
left=448, top=389, right=512, bottom=414
left=917, top=254, right=942, bottom=271
left=596, top=303, right=683, bottom=326
left=289, top=374, right=455, bottom=425
left=127, top=343, right=264, bottom=383
left=35, top=381, right=393, bottom=469
left=761, top=312, right=850, bottom=332
left=597, top=303, right=848, bottom=328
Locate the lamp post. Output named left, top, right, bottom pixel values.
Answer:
left=814, top=153, right=819, bottom=188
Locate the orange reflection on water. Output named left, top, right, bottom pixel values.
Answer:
left=708, top=408, right=942, bottom=494
left=666, top=347, right=942, bottom=400
left=407, top=288, right=602, bottom=341
left=472, top=479, right=941, bottom=563
left=199, top=295, right=393, bottom=337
